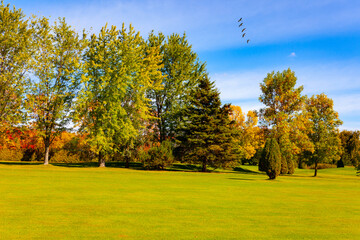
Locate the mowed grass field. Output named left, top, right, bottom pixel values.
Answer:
left=0, top=162, right=359, bottom=240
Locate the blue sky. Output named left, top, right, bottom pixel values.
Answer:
left=8, top=0, right=360, bottom=129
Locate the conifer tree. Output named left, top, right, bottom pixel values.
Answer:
left=176, top=75, right=238, bottom=172
left=260, top=138, right=281, bottom=179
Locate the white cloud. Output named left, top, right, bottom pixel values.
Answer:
left=212, top=71, right=264, bottom=101
left=293, top=62, right=360, bottom=95
left=289, top=52, right=296, bottom=57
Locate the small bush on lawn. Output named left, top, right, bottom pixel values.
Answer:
left=141, top=140, right=174, bottom=170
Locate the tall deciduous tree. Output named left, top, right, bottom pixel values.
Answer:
left=306, top=93, right=342, bottom=176
left=176, top=75, right=238, bottom=172
left=27, top=17, right=85, bottom=165
left=259, top=69, right=313, bottom=174
left=147, top=32, right=206, bottom=142
left=76, top=24, right=161, bottom=167
left=0, top=1, right=34, bottom=128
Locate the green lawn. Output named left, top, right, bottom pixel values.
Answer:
left=0, top=162, right=359, bottom=239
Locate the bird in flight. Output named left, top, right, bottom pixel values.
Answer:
left=238, top=17, right=250, bottom=44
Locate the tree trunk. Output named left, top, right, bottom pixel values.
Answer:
left=202, top=159, right=207, bottom=172
left=44, top=139, right=50, bottom=165
left=125, top=157, right=130, bottom=168
left=314, top=160, right=318, bottom=177
left=160, top=117, right=166, bottom=143
left=99, top=151, right=105, bottom=167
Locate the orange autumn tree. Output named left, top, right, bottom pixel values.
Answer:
left=0, top=127, right=40, bottom=161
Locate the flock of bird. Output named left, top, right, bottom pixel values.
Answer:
left=238, top=17, right=250, bottom=44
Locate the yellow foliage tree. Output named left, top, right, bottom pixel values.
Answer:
left=230, top=105, right=264, bottom=162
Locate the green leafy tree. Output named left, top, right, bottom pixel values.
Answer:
left=176, top=75, right=238, bottom=172
left=260, top=138, right=281, bottom=179
left=147, top=32, right=206, bottom=142
left=338, top=130, right=360, bottom=167
left=305, top=93, right=342, bottom=176
left=0, top=1, right=34, bottom=129
left=27, top=17, right=85, bottom=165
left=339, top=130, right=352, bottom=167
left=259, top=69, right=313, bottom=174
left=348, top=131, right=360, bottom=167
left=76, top=24, right=161, bottom=167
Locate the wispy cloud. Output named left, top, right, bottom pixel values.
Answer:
left=212, top=61, right=360, bottom=130
left=289, top=52, right=296, bottom=57
left=12, top=0, right=360, bottom=50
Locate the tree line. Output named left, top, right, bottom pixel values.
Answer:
left=1, top=2, right=359, bottom=178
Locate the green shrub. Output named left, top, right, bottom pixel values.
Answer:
left=51, top=150, right=81, bottom=163
left=309, top=163, right=336, bottom=169
left=298, top=162, right=308, bottom=169
left=142, top=141, right=174, bottom=170
left=260, top=138, right=281, bottom=180
left=0, top=148, right=23, bottom=161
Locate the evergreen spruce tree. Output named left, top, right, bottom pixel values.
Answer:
left=176, top=75, right=238, bottom=172
left=280, top=155, right=288, bottom=174
left=260, top=138, right=281, bottom=179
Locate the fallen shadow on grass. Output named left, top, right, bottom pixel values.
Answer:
left=227, top=177, right=256, bottom=181
left=233, top=166, right=264, bottom=175
left=0, top=161, right=43, bottom=166
left=0, top=161, right=264, bottom=176
left=167, top=164, right=202, bottom=172
left=52, top=162, right=145, bottom=170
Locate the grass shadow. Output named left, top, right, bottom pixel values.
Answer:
left=52, top=162, right=217, bottom=173
left=0, top=161, right=43, bottom=166
left=51, top=161, right=145, bottom=170
left=227, top=177, right=256, bottom=181
left=167, top=164, right=202, bottom=172
left=233, top=166, right=264, bottom=175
